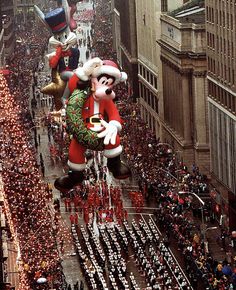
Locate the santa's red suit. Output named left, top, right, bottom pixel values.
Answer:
left=67, top=75, right=122, bottom=171
left=54, top=58, right=131, bottom=192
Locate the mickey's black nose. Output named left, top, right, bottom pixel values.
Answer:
left=105, top=88, right=112, bottom=95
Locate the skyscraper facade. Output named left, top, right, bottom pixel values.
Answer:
left=135, top=0, right=186, bottom=138
left=206, top=0, right=236, bottom=228
left=113, top=0, right=138, bottom=100
left=113, top=0, right=187, bottom=138
left=159, top=0, right=209, bottom=173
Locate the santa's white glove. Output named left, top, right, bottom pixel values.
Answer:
left=97, top=120, right=121, bottom=145
left=75, top=57, right=103, bottom=81
left=61, top=107, right=66, bottom=117
left=83, top=57, right=103, bottom=75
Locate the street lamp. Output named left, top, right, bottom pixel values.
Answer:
left=178, top=192, right=218, bottom=256
left=178, top=191, right=208, bottom=252
left=203, top=226, right=218, bottom=254
left=155, top=165, right=212, bottom=257
left=178, top=191, right=205, bottom=206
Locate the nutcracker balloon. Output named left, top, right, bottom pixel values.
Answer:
left=34, top=0, right=79, bottom=107
left=54, top=57, right=131, bottom=192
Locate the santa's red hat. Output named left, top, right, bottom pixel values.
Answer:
left=92, top=60, right=127, bottom=84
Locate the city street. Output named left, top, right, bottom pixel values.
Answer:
left=33, top=56, right=192, bottom=290
left=30, top=2, right=192, bottom=286
left=0, top=0, right=236, bottom=290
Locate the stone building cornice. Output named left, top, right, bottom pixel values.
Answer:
left=160, top=55, right=206, bottom=77
left=193, top=70, right=207, bottom=77
left=161, top=13, right=205, bottom=31
left=158, top=39, right=206, bottom=60
left=160, top=55, right=190, bottom=75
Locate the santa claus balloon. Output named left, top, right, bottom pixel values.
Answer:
left=54, top=57, right=131, bottom=192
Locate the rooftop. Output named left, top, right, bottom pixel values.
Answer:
left=169, top=0, right=205, bottom=24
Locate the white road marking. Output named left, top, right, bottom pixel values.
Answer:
left=168, top=247, right=193, bottom=289
left=149, top=216, right=193, bottom=289
left=149, top=214, right=161, bottom=236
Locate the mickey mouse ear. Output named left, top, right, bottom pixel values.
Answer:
left=120, top=72, right=128, bottom=82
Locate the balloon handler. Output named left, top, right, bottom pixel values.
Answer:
left=54, top=58, right=131, bottom=192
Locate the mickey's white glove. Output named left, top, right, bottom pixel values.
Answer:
left=97, top=120, right=121, bottom=145
left=61, top=107, right=66, bottom=117
left=83, top=57, right=103, bottom=76
left=75, top=57, right=103, bottom=81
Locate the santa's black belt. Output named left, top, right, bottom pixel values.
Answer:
left=85, top=117, right=101, bottom=124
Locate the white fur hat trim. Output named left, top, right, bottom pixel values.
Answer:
left=92, top=65, right=122, bottom=80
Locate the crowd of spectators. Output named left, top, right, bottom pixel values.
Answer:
left=117, top=80, right=236, bottom=290
left=76, top=8, right=95, bottom=22
left=116, top=68, right=236, bottom=290
left=0, top=14, right=66, bottom=290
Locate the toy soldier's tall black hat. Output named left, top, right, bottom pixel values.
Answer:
left=45, top=8, right=68, bottom=33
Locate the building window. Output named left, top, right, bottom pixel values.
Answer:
left=146, top=71, right=150, bottom=82
left=143, top=67, right=146, bottom=79
left=154, top=77, right=158, bottom=89
left=150, top=74, right=154, bottom=86
left=161, top=0, right=168, bottom=12
left=143, top=14, right=146, bottom=25
left=155, top=97, right=159, bottom=114
left=138, top=64, right=142, bottom=75
left=150, top=92, right=154, bottom=108
left=145, top=87, right=148, bottom=103
left=147, top=90, right=151, bottom=105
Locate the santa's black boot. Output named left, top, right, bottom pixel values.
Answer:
left=54, top=170, right=84, bottom=193
left=107, top=155, right=131, bottom=179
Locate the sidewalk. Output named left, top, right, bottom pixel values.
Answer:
left=6, top=241, right=19, bottom=289
left=187, top=206, right=236, bottom=264
left=32, top=95, right=86, bottom=289
left=206, top=221, right=236, bottom=263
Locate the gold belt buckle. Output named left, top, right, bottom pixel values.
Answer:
left=90, top=117, right=101, bottom=125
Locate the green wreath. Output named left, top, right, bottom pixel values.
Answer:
left=66, top=88, right=104, bottom=151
